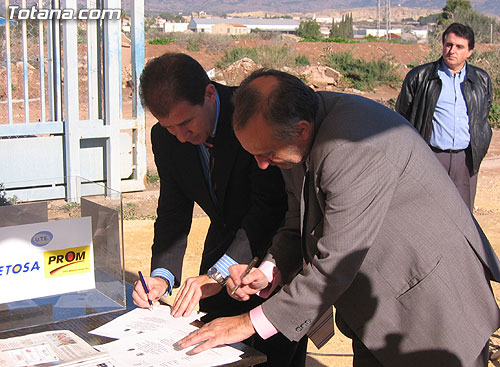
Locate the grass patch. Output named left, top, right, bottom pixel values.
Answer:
left=146, top=171, right=160, bottom=184
left=323, top=37, right=358, bottom=44
left=62, top=202, right=80, bottom=212
left=324, top=51, right=400, bottom=91
left=148, top=38, right=175, bottom=45
left=216, top=45, right=296, bottom=69
left=295, top=55, right=310, bottom=66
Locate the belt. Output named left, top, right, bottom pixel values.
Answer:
left=430, top=146, right=465, bottom=154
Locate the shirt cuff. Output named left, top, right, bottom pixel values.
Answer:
left=213, top=254, right=238, bottom=278
left=151, top=268, right=174, bottom=296
left=250, top=306, right=279, bottom=340
left=256, top=261, right=282, bottom=298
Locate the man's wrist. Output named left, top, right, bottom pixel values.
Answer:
left=207, top=266, right=227, bottom=287
left=150, top=268, right=175, bottom=296
left=155, top=276, right=170, bottom=294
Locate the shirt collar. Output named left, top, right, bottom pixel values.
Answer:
left=211, top=91, right=220, bottom=137
left=440, top=58, right=467, bottom=78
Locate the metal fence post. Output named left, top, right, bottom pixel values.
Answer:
left=103, top=0, right=121, bottom=199
left=62, top=0, right=81, bottom=202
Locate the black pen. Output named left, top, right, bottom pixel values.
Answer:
left=231, top=257, right=259, bottom=296
left=138, top=271, right=154, bottom=308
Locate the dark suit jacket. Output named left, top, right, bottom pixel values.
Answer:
left=150, top=83, right=287, bottom=317
left=261, top=92, right=500, bottom=366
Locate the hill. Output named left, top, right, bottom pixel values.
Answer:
left=142, top=0, right=500, bottom=16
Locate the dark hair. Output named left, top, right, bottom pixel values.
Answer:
left=442, top=23, right=475, bottom=50
left=139, top=53, right=210, bottom=117
left=233, top=69, right=318, bottom=141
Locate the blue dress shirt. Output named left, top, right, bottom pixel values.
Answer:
left=429, top=61, right=470, bottom=150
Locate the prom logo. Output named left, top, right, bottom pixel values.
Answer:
left=31, top=231, right=53, bottom=247
left=44, top=246, right=91, bottom=278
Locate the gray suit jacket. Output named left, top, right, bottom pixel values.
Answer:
left=261, top=92, right=500, bottom=366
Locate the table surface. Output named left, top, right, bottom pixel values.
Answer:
left=0, top=291, right=266, bottom=367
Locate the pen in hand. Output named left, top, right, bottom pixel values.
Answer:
left=138, top=271, right=154, bottom=308
left=231, top=257, right=259, bottom=296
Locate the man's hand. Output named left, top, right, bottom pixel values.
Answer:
left=171, top=275, right=222, bottom=317
left=226, top=264, right=269, bottom=301
left=132, top=276, right=168, bottom=308
left=176, top=313, right=255, bottom=354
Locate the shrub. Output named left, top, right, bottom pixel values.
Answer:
left=216, top=47, right=259, bottom=68
left=324, top=51, right=400, bottom=91
left=187, top=40, right=200, bottom=51
left=489, top=101, right=500, bottom=128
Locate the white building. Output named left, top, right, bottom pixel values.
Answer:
left=188, top=17, right=300, bottom=33
left=164, top=22, right=189, bottom=32
left=354, top=28, right=402, bottom=38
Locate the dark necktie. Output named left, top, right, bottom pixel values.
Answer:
left=205, top=136, right=216, bottom=191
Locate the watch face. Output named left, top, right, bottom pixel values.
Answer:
left=207, top=267, right=217, bottom=277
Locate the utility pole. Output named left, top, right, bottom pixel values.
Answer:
left=377, top=0, right=381, bottom=38
left=386, top=0, right=391, bottom=40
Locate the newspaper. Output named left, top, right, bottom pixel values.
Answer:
left=0, top=330, right=117, bottom=367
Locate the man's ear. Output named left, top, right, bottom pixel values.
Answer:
left=205, top=84, right=217, bottom=103
left=296, top=120, right=313, bottom=141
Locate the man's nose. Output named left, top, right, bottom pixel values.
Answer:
left=176, top=127, right=191, bottom=143
left=254, top=156, right=270, bottom=170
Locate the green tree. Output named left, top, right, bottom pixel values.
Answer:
left=440, top=0, right=472, bottom=22
left=296, top=20, right=322, bottom=40
left=330, top=13, right=354, bottom=40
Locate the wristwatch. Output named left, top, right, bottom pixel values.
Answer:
left=207, top=267, right=227, bottom=287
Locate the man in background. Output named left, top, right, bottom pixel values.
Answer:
left=396, top=23, right=493, bottom=210
left=131, top=53, right=306, bottom=366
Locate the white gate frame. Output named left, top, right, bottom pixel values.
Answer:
left=0, top=0, right=146, bottom=203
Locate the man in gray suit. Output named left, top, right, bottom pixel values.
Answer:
left=177, top=69, right=500, bottom=366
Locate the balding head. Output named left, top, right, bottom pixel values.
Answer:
left=233, top=69, right=318, bottom=141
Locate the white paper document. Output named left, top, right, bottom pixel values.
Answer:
left=0, top=330, right=116, bottom=367
left=89, top=305, right=205, bottom=339
left=95, top=328, right=243, bottom=367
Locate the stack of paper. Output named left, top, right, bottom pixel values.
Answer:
left=90, top=305, right=243, bottom=367
left=0, top=330, right=116, bottom=367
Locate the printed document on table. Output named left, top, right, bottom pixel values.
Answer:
left=89, top=304, right=205, bottom=339
left=95, top=328, right=242, bottom=367
left=0, top=330, right=116, bottom=367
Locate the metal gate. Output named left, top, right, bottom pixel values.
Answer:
left=0, top=0, right=145, bottom=202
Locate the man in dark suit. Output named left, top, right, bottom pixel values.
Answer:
left=131, top=54, right=307, bottom=366
left=177, top=69, right=500, bottom=367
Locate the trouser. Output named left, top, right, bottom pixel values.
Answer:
left=431, top=147, right=478, bottom=211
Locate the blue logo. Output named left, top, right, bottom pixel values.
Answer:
left=31, top=231, right=53, bottom=247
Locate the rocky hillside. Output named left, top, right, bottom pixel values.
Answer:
left=142, top=0, right=499, bottom=16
